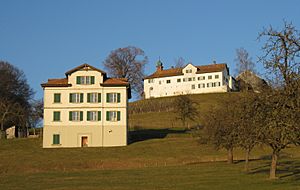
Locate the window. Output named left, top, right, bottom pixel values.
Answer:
left=188, top=78, right=192, bottom=82
left=192, top=77, right=195, bottom=81
left=76, top=76, right=95, bottom=85
left=106, top=93, right=121, bottom=103
left=198, top=76, right=205, bottom=80
left=166, top=80, right=171, bottom=84
left=54, top=93, right=61, bottom=103
left=186, top=69, right=192, bottom=73
left=198, top=83, right=205, bottom=88
left=87, top=111, right=101, bottom=121
left=69, top=93, right=83, bottom=103
left=148, top=79, right=154, bottom=83
left=106, top=111, right=121, bottom=121
left=159, top=81, right=162, bottom=85
left=191, top=84, right=195, bottom=89
left=177, top=78, right=181, bottom=82
left=183, top=78, right=187, bottom=82
left=215, top=75, right=219, bottom=79
left=207, top=83, right=212, bottom=88
left=215, top=82, right=221, bottom=87
left=87, top=93, right=101, bottom=103
left=208, top=75, right=212, bottom=80
left=53, top=111, right=60, bottom=121
left=69, top=111, right=83, bottom=121
left=53, top=134, right=60, bottom=145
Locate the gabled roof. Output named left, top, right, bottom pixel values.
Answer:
left=144, top=63, right=227, bottom=79
left=41, top=78, right=70, bottom=87
left=65, top=63, right=106, bottom=76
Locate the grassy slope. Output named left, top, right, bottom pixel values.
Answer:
left=1, top=93, right=300, bottom=189
left=129, top=93, right=234, bottom=129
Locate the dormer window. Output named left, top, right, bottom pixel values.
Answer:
left=186, top=69, right=192, bottom=73
left=76, top=76, right=95, bottom=85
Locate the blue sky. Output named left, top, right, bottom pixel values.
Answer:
left=1, top=0, right=300, bottom=99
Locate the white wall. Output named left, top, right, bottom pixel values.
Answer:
left=43, top=69, right=128, bottom=148
left=144, top=65, right=232, bottom=99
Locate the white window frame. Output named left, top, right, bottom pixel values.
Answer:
left=89, top=111, right=97, bottom=121
left=108, top=93, right=118, bottom=103
left=108, top=111, right=118, bottom=121
left=90, top=93, right=98, bottom=103
left=71, top=93, right=81, bottom=103
left=72, top=111, right=80, bottom=121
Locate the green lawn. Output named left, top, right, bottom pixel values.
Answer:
left=1, top=93, right=299, bottom=189
left=0, top=135, right=300, bottom=190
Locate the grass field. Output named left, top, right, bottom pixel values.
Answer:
left=1, top=93, right=300, bottom=189
left=1, top=135, right=300, bottom=190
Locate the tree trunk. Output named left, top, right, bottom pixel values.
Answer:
left=270, top=151, right=278, bottom=179
left=227, top=147, right=233, bottom=164
left=0, top=122, right=5, bottom=139
left=244, top=148, right=250, bottom=171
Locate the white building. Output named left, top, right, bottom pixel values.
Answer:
left=41, top=63, right=131, bottom=148
left=144, top=61, right=236, bottom=99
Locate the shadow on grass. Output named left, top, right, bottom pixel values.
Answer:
left=248, top=157, right=300, bottom=180
left=128, top=128, right=187, bottom=144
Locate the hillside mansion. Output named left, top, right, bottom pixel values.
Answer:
left=41, top=64, right=131, bottom=148
left=143, top=60, right=236, bottom=99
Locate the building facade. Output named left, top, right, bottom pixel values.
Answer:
left=41, top=64, right=131, bottom=148
left=144, top=61, right=236, bottom=99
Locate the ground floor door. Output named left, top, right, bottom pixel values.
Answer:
left=81, top=136, right=88, bottom=147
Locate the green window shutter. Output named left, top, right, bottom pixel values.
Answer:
left=106, top=111, right=110, bottom=121
left=69, top=111, right=72, bottom=121
left=80, top=93, right=84, bottom=103
left=54, top=93, right=60, bottom=103
left=80, top=111, right=83, bottom=121
left=98, top=111, right=101, bottom=121
left=91, top=76, right=95, bottom=84
left=76, top=76, right=81, bottom=84
left=53, top=112, right=60, bottom=121
left=117, top=93, right=121, bottom=103
left=69, top=93, right=73, bottom=103
left=53, top=134, right=60, bottom=144
left=98, top=93, right=101, bottom=103
left=87, top=93, right=91, bottom=103
left=87, top=111, right=90, bottom=121
left=106, top=93, right=110, bottom=103
left=117, top=111, right=121, bottom=121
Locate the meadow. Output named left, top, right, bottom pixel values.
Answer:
left=1, top=93, right=300, bottom=189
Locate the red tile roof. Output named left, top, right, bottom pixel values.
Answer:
left=41, top=77, right=129, bottom=87
left=41, top=78, right=70, bottom=87
left=144, top=63, right=227, bottom=79
left=101, top=78, right=129, bottom=86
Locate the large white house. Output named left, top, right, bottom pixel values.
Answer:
left=41, top=63, right=131, bottom=148
left=144, top=61, right=236, bottom=99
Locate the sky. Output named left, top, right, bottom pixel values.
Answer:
left=1, top=0, right=300, bottom=100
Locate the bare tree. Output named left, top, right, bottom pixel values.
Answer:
left=258, top=21, right=300, bottom=179
left=203, top=94, right=239, bottom=164
left=258, top=21, right=300, bottom=91
left=174, top=95, right=198, bottom=129
left=103, top=46, right=148, bottom=97
left=236, top=92, right=261, bottom=171
left=174, top=57, right=186, bottom=68
left=235, top=48, right=256, bottom=76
